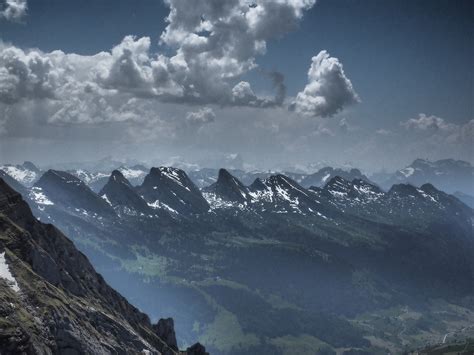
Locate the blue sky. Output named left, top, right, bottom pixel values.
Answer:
left=0, top=0, right=472, bottom=171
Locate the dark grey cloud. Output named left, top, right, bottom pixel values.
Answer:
left=267, top=70, right=286, bottom=106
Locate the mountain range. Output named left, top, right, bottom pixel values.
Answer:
left=1, top=159, right=473, bottom=354
left=4, top=158, right=472, bottom=196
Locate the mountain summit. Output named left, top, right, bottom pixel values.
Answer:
left=138, top=167, right=210, bottom=215
left=99, top=170, right=151, bottom=215
left=35, top=170, right=115, bottom=217
left=203, top=168, right=250, bottom=204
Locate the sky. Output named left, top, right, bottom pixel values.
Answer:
left=0, top=0, right=472, bottom=173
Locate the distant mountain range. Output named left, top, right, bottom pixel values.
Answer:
left=0, top=178, right=207, bottom=354
left=371, top=158, right=474, bottom=195
left=1, top=161, right=472, bottom=354
left=0, top=161, right=41, bottom=187
left=3, top=158, right=472, bottom=196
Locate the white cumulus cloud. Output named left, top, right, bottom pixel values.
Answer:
left=401, top=113, right=456, bottom=132
left=291, top=50, right=359, bottom=117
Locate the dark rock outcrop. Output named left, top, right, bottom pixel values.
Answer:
left=153, top=318, right=178, bottom=350
left=187, top=342, right=210, bottom=355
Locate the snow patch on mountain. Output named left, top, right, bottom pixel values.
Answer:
left=0, top=165, right=38, bottom=186
left=400, top=167, right=415, bottom=178
left=118, top=167, right=147, bottom=180
left=322, top=173, right=331, bottom=183
left=29, top=187, right=54, bottom=205
left=160, top=168, right=191, bottom=191
left=147, top=200, right=179, bottom=214
left=101, top=194, right=112, bottom=206
left=70, top=170, right=109, bottom=184
left=0, top=252, right=20, bottom=292
left=203, top=192, right=245, bottom=210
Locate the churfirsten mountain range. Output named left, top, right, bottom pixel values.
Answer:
left=0, top=159, right=473, bottom=354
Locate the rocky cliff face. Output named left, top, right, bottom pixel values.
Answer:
left=0, top=178, right=207, bottom=355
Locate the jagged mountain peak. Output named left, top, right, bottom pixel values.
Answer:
left=110, top=169, right=132, bottom=186
left=245, top=173, right=329, bottom=216
left=249, top=177, right=266, bottom=190
left=217, top=168, right=248, bottom=191
left=217, top=168, right=237, bottom=183
left=22, top=161, right=41, bottom=173
left=250, top=174, right=310, bottom=198
left=262, top=174, right=305, bottom=190
left=143, top=166, right=201, bottom=194
left=35, top=169, right=115, bottom=217
left=145, top=166, right=198, bottom=190
left=139, top=166, right=209, bottom=215
left=99, top=171, right=150, bottom=215
left=324, top=176, right=352, bottom=192
left=203, top=169, right=249, bottom=205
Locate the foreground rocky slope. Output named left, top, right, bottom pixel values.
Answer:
left=0, top=178, right=207, bottom=354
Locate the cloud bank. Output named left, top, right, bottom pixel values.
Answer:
left=401, top=113, right=473, bottom=146
left=0, top=0, right=361, bottom=135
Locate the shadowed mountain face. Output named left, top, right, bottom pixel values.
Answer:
left=137, top=167, right=210, bottom=215
left=3, top=166, right=474, bottom=355
left=0, top=178, right=211, bottom=354
left=99, top=170, right=152, bottom=215
left=203, top=169, right=251, bottom=204
left=35, top=170, right=116, bottom=218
